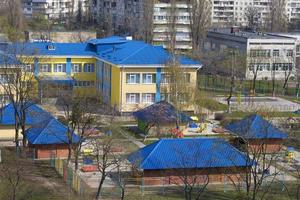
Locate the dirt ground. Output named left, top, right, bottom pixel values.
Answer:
left=0, top=147, right=81, bottom=200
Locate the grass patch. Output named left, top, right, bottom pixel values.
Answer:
left=224, top=111, right=299, bottom=120
left=200, top=98, right=228, bottom=111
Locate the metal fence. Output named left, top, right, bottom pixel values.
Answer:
left=50, top=158, right=93, bottom=197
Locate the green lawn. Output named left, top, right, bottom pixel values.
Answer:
left=223, top=111, right=300, bottom=120
left=198, top=75, right=299, bottom=97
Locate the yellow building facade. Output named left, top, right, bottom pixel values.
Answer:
left=2, top=36, right=201, bottom=113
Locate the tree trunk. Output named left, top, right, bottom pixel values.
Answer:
left=120, top=187, right=125, bottom=200
left=74, top=150, right=79, bottom=171
left=21, top=124, right=27, bottom=148
left=67, top=144, right=72, bottom=165
left=227, top=75, right=235, bottom=113
left=95, top=174, right=106, bottom=200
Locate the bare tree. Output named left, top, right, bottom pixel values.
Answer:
left=0, top=0, right=26, bottom=41
left=245, top=5, right=259, bottom=31
left=170, top=142, right=210, bottom=200
left=228, top=112, right=285, bottom=200
left=187, top=0, right=211, bottom=54
left=266, top=0, right=288, bottom=32
left=61, top=96, right=95, bottom=170
left=110, top=155, right=128, bottom=200
left=0, top=152, right=23, bottom=200
left=0, top=47, right=38, bottom=152
left=248, top=48, right=271, bottom=95
left=139, top=0, right=154, bottom=43
left=93, top=136, right=116, bottom=200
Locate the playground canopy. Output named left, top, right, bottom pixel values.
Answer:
left=133, top=101, right=192, bottom=125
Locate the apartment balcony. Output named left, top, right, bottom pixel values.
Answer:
left=32, top=0, right=48, bottom=2
left=153, top=20, right=190, bottom=25
left=154, top=3, right=190, bottom=9
left=153, top=28, right=190, bottom=33
left=153, top=35, right=191, bottom=42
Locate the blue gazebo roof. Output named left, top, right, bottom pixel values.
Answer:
left=26, top=118, right=80, bottom=145
left=225, top=114, right=287, bottom=139
left=133, top=101, right=192, bottom=124
left=128, top=138, right=252, bottom=170
left=0, top=102, right=53, bottom=126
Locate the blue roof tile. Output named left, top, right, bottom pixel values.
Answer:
left=26, top=118, right=79, bottom=145
left=128, top=138, right=251, bottom=170
left=225, top=114, right=287, bottom=139
left=5, top=36, right=201, bottom=67
left=0, top=102, right=53, bottom=126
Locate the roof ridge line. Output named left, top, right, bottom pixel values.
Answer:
left=119, top=43, right=148, bottom=64
left=141, top=139, right=162, bottom=168
left=32, top=118, right=55, bottom=144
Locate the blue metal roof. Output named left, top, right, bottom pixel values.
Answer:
left=133, top=101, right=192, bottom=124
left=128, top=138, right=251, bottom=170
left=26, top=118, right=80, bottom=145
left=0, top=52, right=20, bottom=65
left=8, top=42, right=96, bottom=57
left=225, top=114, right=287, bottom=139
left=5, top=36, right=201, bottom=67
left=295, top=109, right=300, bottom=115
left=97, top=40, right=200, bottom=65
left=0, top=102, right=53, bottom=126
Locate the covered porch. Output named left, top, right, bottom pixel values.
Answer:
left=37, top=75, right=74, bottom=101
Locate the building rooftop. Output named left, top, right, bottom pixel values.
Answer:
left=26, top=118, right=79, bottom=145
left=0, top=102, right=53, bottom=126
left=128, top=138, right=251, bottom=170
left=209, top=28, right=293, bottom=40
left=4, top=36, right=201, bottom=67
left=225, top=114, right=287, bottom=139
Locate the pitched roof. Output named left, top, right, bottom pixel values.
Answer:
left=225, top=114, right=287, bottom=139
left=128, top=138, right=251, bottom=170
left=133, top=101, right=192, bottom=124
left=0, top=102, right=53, bottom=126
left=97, top=40, right=200, bottom=66
left=26, top=118, right=80, bottom=145
left=8, top=42, right=96, bottom=57
left=5, top=36, right=201, bottom=67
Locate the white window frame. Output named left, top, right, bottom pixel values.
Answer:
left=25, top=64, right=34, bottom=72
left=126, top=73, right=140, bottom=84
left=84, top=63, right=95, bottom=72
left=142, top=73, right=154, bottom=84
left=72, top=63, right=82, bottom=73
left=142, top=93, right=155, bottom=103
left=40, top=64, right=51, bottom=72
left=126, top=93, right=140, bottom=104
left=54, top=64, right=66, bottom=72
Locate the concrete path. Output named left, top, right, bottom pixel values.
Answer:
left=118, top=128, right=145, bottom=148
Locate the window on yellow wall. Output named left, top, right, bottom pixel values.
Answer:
left=53, top=64, right=66, bottom=72
left=126, top=93, right=140, bottom=104
left=25, top=64, right=34, bottom=72
left=142, top=73, right=156, bottom=84
left=39, top=64, right=51, bottom=72
left=126, top=73, right=140, bottom=84
left=142, top=93, right=155, bottom=103
left=72, top=63, right=82, bottom=72
left=83, top=63, right=95, bottom=72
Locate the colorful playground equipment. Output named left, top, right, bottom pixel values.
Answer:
left=285, top=147, right=295, bottom=162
